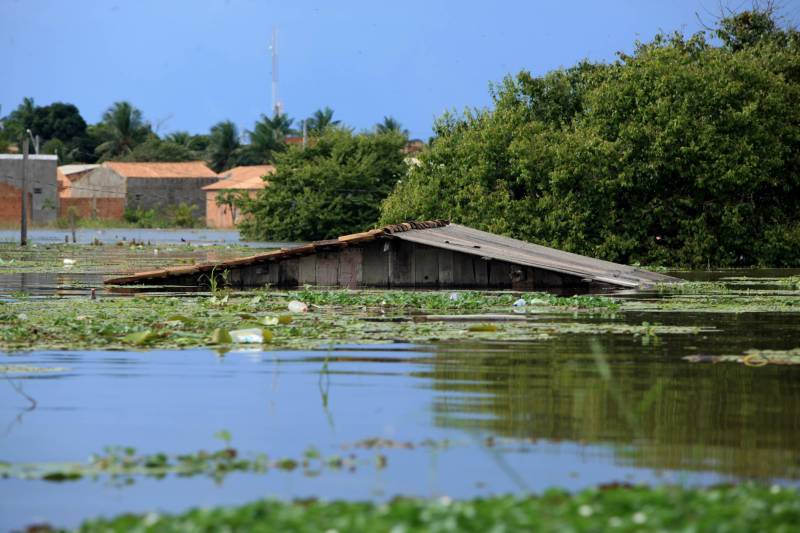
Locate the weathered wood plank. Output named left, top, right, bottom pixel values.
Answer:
left=338, top=248, right=362, bottom=288
left=474, top=256, right=489, bottom=286
left=278, top=258, right=299, bottom=287
left=438, top=249, right=454, bottom=286
left=316, top=252, right=340, bottom=287
left=511, top=266, right=536, bottom=290
left=452, top=251, right=477, bottom=287
left=488, top=260, right=512, bottom=288
left=361, top=241, right=389, bottom=287
left=298, top=255, right=317, bottom=285
left=240, top=262, right=279, bottom=287
left=389, top=239, right=415, bottom=287
left=414, top=243, right=439, bottom=287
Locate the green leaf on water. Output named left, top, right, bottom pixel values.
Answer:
left=121, top=330, right=157, bottom=345
left=165, top=314, right=192, bottom=324
left=211, top=328, right=232, bottom=344
left=468, top=324, right=498, bottom=332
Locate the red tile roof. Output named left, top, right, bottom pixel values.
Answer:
left=104, top=161, right=218, bottom=178
left=203, top=165, right=274, bottom=191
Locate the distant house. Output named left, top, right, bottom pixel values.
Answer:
left=57, top=164, right=126, bottom=221
left=202, top=165, right=274, bottom=228
left=102, top=161, right=219, bottom=218
left=0, top=154, right=58, bottom=224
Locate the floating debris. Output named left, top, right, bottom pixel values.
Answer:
left=683, top=348, right=800, bottom=366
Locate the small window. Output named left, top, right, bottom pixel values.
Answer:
left=33, top=187, right=42, bottom=194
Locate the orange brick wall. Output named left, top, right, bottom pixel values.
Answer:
left=59, top=197, right=126, bottom=220
left=0, top=181, right=25, bottom=223
left=205, top=191, right=257, bottom=228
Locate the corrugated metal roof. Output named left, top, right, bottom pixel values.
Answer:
left=103, top=161, right=218, bottom=178
left=105, top=221, right=679, bottom=288
left=59, top=164, right=100, bottom=176
left=389, top=224, right=669, bottom=288
left=203, top=165, right=274, bottom=191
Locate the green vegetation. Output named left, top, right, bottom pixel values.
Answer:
left=60, top=484, right=800, bottom=532
left=0, top=289, right=635, bottom=352
left=1, top=95, right=411, bottom=176
left=239, top=128, right=408, bottom=241
left=380, top=8, right=800, bottom=268
left=0, top=441, right=378, bottom=484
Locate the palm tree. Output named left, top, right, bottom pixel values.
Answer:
left=206, top=120, right=241, bottom=172
left=305, top=106, right=340, bottom=135
left=249, top=113, right=294, bottom=151
left=94, top=101, right=149, bottom=160
left=165, top=131, right=192, bottom=146
left=376, top=116, right=409, bottom=136
left=4, top=97, right=37, bottom=144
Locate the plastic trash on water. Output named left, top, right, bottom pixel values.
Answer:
left=63, top=258, right=76, bottom=268
left=229, top=328, right=264, bottom=344
left=287, top=300, right=308, bottom=313
left=449, top=292, right=460, bottom=301
left=513, top=298, right=527, bottom=307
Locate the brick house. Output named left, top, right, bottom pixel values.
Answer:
left=0, top=154, right=59, bottom=224
left=102, top=161, right=219, bottom=218
left=57, top=164, right=126, bottom=221
left=202, top=165, right=273, bottom=228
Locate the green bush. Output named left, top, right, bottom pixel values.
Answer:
left=239, top=128, right=407, bottom=241
left=380, top=9, right=800, bottom=268
left=123, top=207, right=158, bottom=228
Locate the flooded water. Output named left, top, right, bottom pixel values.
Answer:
left=0, top=228, right=297, bottom=247
left=2, top=306, right=800, bottom=530
left=2, top=239, right=800, bottom=530
left=0, top=231, right=299, bottom=298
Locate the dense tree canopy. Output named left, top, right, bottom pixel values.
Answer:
left=239, top=129, right=407, bottom=241
left=0, top=99, right=97, bottom=163
left=381, top=9, right=800, bottom=267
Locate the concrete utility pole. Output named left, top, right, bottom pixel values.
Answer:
left=20, top=137, right=29, bottom=246
left=26, top=129, right=40, bottom=154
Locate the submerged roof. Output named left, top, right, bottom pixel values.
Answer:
left=103, top=161, right=218, bottom=179
left=105, top=221, right=678, bottom=287
left=203, top=165, right=274, bottom=191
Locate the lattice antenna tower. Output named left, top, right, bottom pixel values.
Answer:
left=270, top=27, right=283, bottom=118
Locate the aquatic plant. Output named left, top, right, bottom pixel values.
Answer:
left=63, top=484, right=800, bottom=532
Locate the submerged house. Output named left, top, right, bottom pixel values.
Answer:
left=103, top=161, right=219, bottom=217
left=202, top=165, right=274, bottom=228
left=106, top=221, right=678, bottom=289
left=58, top=164, right=125, bottom=220
left=0, top=154, right=59, bottom=224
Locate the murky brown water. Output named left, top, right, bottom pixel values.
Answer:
left=1, top=249, right=799, bottom=529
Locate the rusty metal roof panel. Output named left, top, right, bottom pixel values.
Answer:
left=388, top=223, right=678, bottom=287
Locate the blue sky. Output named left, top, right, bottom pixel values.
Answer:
left=2, top=0, right=798, bottom=140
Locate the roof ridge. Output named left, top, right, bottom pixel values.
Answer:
left=381, top=220, right=450, bottom=234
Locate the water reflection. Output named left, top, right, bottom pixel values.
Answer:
left=421, top=337, right=800, bottom=480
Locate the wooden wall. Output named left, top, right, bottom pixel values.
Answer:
left=205, top=238, right=585, bottom=290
